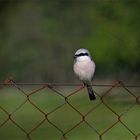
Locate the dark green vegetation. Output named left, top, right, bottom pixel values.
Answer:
left=0, top=0, right=140, bottom=82
left=0, top=85, right=139, bottom=140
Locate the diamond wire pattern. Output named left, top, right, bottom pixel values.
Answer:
left=0, top=79, right=139, bottom=140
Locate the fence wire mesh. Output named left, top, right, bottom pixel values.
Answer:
left=0, top=79, right=140, bottom=140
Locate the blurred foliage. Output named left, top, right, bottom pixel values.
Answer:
left=0, top=0, right=140, bottom=82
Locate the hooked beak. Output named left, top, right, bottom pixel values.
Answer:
left=74, top=55, right=77, bottom=59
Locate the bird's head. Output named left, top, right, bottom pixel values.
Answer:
left=74, top=48, right=91, bottom=61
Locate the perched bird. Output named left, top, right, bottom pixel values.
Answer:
left=73, top=48, right=96, bottom=100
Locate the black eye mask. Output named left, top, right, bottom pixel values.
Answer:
left=74, top=53, right=89, bottom=58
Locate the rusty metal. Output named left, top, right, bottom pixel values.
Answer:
left=0, top=79, right=139, bottom=140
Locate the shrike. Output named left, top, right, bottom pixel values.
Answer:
left=73, top=48, right=96, bottom=100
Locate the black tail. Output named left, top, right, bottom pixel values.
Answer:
left=86, top=84, right=96, bottom=101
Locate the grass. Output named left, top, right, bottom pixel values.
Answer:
left=0, top=85, right=139, bottom=140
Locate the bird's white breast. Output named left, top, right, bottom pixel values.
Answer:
left=73, top=56, right=95, bottom=82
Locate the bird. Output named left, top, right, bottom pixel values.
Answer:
left=73, top=48, right=96, bottom=100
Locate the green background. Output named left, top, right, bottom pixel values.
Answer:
left=0, top=0, right=139, bottom=83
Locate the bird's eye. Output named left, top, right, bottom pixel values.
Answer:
left=74, top=53, right=89, bottom=58
left=84, top=53, right=89, bottom=56
left=78, top=53, right=89, bottom=56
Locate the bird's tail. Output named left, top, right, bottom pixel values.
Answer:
left=86, top=84, right=96, bottom=101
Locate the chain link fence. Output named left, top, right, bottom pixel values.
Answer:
left=0, top=79, right=140, bottom=140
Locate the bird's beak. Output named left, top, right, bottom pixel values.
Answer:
left=74, top=55, right=77, bottom=59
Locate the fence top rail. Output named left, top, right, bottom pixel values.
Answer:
left=0, top=83, right=140, bottom=87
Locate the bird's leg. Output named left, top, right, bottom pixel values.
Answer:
left=82, top=82, right=86, bottom=88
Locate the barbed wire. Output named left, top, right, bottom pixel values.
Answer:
left=0, top=79, right=140, bottom=140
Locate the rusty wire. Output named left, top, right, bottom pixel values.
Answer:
left=0, top=79, right=140, bottom=140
